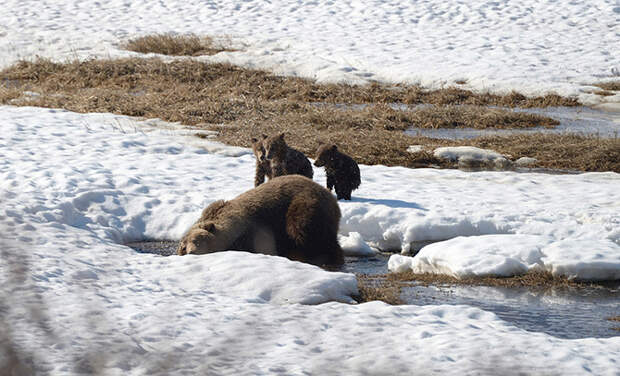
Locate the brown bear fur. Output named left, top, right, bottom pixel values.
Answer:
left=262, top=133, right=313, bottom=180
left=177, top=175, right=344, bottom=267
left=314, top=144, right=361, bottom=200
left=251, top=135, right=273, bottom=187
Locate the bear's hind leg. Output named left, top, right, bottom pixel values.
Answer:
left=285, top=196, right=344, bottom=267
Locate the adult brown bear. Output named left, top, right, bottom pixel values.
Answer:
left=177, top=175, right=344, bottom=267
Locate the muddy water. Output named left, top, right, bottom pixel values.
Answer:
left=126, top=241, right=620, bottom=339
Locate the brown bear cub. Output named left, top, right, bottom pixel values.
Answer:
left=262, top=133, right=313, bottom=181
left=251, top=135, right=273, bottom=187
left=314, top=144, right=361, bottom=201
left=177, top=175, right=344, bottom=267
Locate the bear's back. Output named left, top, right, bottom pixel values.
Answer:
left=234, top=175, right=335, bottom=212
left=285, top=148, right=313, bottom=179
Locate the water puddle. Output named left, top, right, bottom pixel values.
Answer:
left=126, top=241, right=620, bottom=339
left=314, top=102, right=620, bottom=139
left=405, top=106, right=620, bottom=139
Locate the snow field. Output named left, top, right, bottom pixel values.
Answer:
left=2, top=0, right=620, bottom=373
left=1, top=0, right=619, bottom=105
left=1, top=106, right=619, bottom=374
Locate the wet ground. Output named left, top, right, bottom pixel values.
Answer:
left=126, top=241, right=620, bottom=339
left=405, top=106, right=620, bottom=139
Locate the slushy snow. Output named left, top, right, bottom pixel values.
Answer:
left=2, top=0, right=620, bottom=374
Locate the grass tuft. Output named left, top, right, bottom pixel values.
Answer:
left=408, top=105, right=559, bottom=129
left=122, top=33, right=234, bottom=56
left=355, top=275, right=404, bottom=305
left=387, top=270, right=619, bottom=289
left=593, top=81, right=620, bottom=91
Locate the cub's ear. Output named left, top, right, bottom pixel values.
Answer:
left=203, top=222, right=216, bottom=233
left=278, top=132, right=285, bottom=140
left=331, top=145, right=338, bottom=151
left=261, top=134, right=268, bottom=139
left=251, top=138, right=258, bottom=143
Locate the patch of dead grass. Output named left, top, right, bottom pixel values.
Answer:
left=2, top=57, right=617, bottom=172
left=354, top=270, right=618, bottom=305
left=387, top=270, right=618, bottom=289
left=463, top=133, right=620, bottom=173
left=0, top=86, right=23, bottom=102
left=408, top=105, right=558, bottom=129
left=122, top=33, right=234, bottom=56
left=593, top=81, right=620, bottom=91
left=355, top=274, right=404, bottom=305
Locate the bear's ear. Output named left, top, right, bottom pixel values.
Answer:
left=251, top=137, right=258, bottom=143
left=261, top=134, right=268, bottom=139
left=278, top=132, right=285, bottom=140
left=203, top=222, right=216, bottom=233
left=331, top=145, right=338, bottom=151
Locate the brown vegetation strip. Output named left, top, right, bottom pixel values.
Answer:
left=408, top=105, right=558, bottom=129
left=355, top=274, right=404, bottom=305
left=2, top=57, right=618, bottom=172
left=355, top=270, right=620, bottom=305
left=387, top=270, right=618, bottom=289
left=122, top=33, right=235, bottom=56
left=593, top=81, right=620, bottom=91
left=355, top=270, right=619, bottom=305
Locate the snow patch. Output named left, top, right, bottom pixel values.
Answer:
left=389, top=234, right=620, bottom=281
left=339, top=232, right=379, bottom=257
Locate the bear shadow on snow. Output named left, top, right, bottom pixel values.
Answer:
left=352, top=197, right=427, bottom=211
left=177, top=175, right=344, bottom=268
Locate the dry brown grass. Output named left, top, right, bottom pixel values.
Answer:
left=388, top=270, right=618, bottom=289
left=2, top=57, right=617, bottom=172
left=607, top=315, right=620, bottom=331
left=461, top=133, right=620, bottom=173
left=354, top=269, right=618, bottom=305
left=408, top=105, right=558, bottom=129
left=355, top=274, right=404, bottom=305
left=0, top=86, right=22, bottom=102
left=122, top=33, right=234, bottom=56
left=593, top=81, right=620, bottom=91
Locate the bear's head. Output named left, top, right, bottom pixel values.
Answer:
left=263, top=133, right=288, bottom=161
left=314, top=144, right=338, bottom=167
left=251, top=135, right=268, bottom=162
left=177, top=222, right=226, bottom=255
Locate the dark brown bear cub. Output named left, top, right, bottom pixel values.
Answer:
left=262, top=133, right=313, bottom=180
left=177, top=175, right=344, bottom=267
left=314, top=144, right=361, bottom=201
